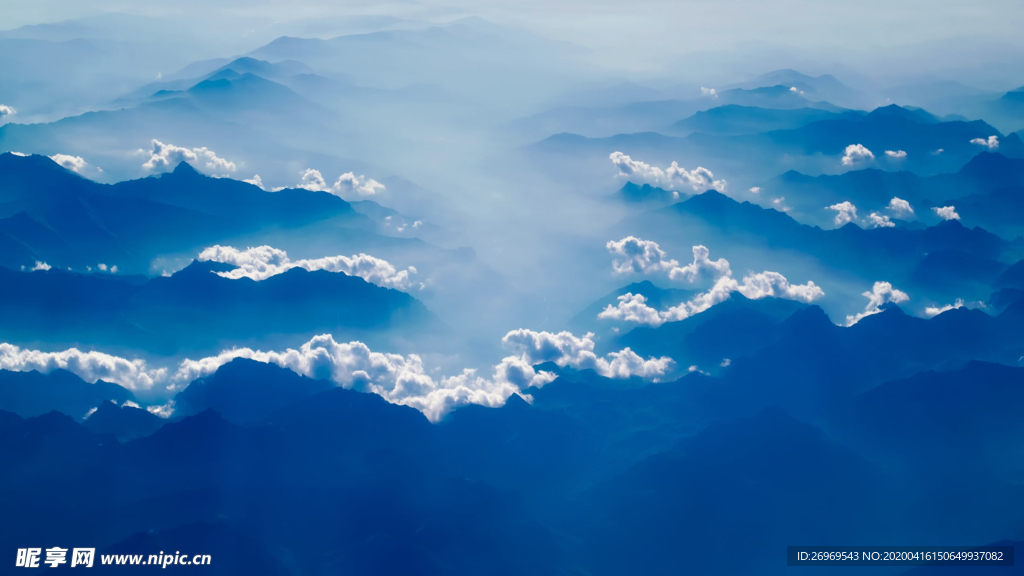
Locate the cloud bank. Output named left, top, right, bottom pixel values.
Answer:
left=600, top=242, right=824, bottom=326
left=0, top=343, right=167, bottom=391
left=501, top=329, right=673, bottom=380
left=198, top=245, right=422, bottom=291
left=609, top=152, right=726, bottom=192
left=0, top=327, right=680, bottom=422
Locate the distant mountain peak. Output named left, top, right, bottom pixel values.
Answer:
left=866, top=104, right=940, bottom=124
left=170, top=161, right=200, bottom=176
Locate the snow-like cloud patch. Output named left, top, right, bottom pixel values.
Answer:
left=845, top=281, right=909, bottom=326
left=141, top=139, right=236, bottom=174
left=609, top=152, right=726, bottom=192
left=841, top=144, right=874, bottom=166
left=827, top=201, right=858, bottom=226
left=701, top=87, right=718, bottom=97
left=0, top=343, right=167, bottom=391
left=932, top=205, right=960, bottom=221
left=198, top=245, right=422, bottom=290
left=884, top=150, right=907, bottom=159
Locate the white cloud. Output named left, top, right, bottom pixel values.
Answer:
left=841, top=144, right=874, bottom=166
left=30, top=261, right=51, bottom=271
left=887, top=197, right=914, bottom=217
left=198, top=245, right=422, bottom=291
left=932, top=205, right=960, bottom=221
left=597, top=293, right=664, bottom=326
left=141, top=139, right=236, bottom=174
left=924, top=298, right=964, bottom=317
left=609, top=151, right=726, bottom=192
left=772, top=196, right=791, bottom=212
left=243, top=174, right=264, bottom=189
left=501, top=329, right=674, bottom=381
left=600, top=245, right=823, bottom=327
left=720, top=358, right=731, bottom=367
left=970, top=135, right=999, bottom=150
left=0, top=343, right=167, bottom=391
left=884, top=150, right=907, bottom=159
left=334, top=172, right=385, bottom=196
left=827, top=201, right=858, bottom=226
left=701, top=87, right=717, bottom=97
left=868, top=212, right=895, bottom=228
left=49, top=154, right=88, bottom=173
left=607, top=236, right=679, bottom=276
left=736, top=270, right=825, bottom=303
left=284, top=168, right=386, bottom=197
left=749, top=186, right=761, bottom=194
left=0, top=104, right=16, bottom=117
left=845, top=281, right=909, bottom=326
left=667, top=245, right=732, bottom=283
left=932, top=148, right=944, bottom=155
left=294, top=168, right=329, bottom=191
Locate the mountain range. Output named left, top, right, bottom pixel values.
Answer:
left=0, top=259, right=442, bottom=356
